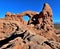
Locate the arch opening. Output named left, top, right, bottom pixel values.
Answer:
left=22, top=15, right=30, bottom=22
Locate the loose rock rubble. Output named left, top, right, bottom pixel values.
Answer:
left=0, top=3, right=60, bottom=49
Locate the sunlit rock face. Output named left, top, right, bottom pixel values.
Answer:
left=0, top=3, right=60, bottom=49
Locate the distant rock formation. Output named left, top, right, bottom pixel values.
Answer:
left=0, top=3, right=60, bottom=49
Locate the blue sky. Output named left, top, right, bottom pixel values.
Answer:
left=0, top=0, right=60, bottom=23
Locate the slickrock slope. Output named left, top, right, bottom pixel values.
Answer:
left=0, top=3, right=60, bottom=49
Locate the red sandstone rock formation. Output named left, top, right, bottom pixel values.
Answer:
left=0, top=3, right=60, bottom=49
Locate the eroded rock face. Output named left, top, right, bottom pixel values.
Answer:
left=28, top=3, right=60, bottom=42
left=0, top=3, right=60, bottom=49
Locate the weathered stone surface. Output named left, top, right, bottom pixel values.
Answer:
left=0, top=3, right=60, bottom=49
left=27, top=3, right=60, bottom=42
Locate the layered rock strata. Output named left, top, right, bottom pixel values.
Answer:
left=0, top=3, right=60, bottom=49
